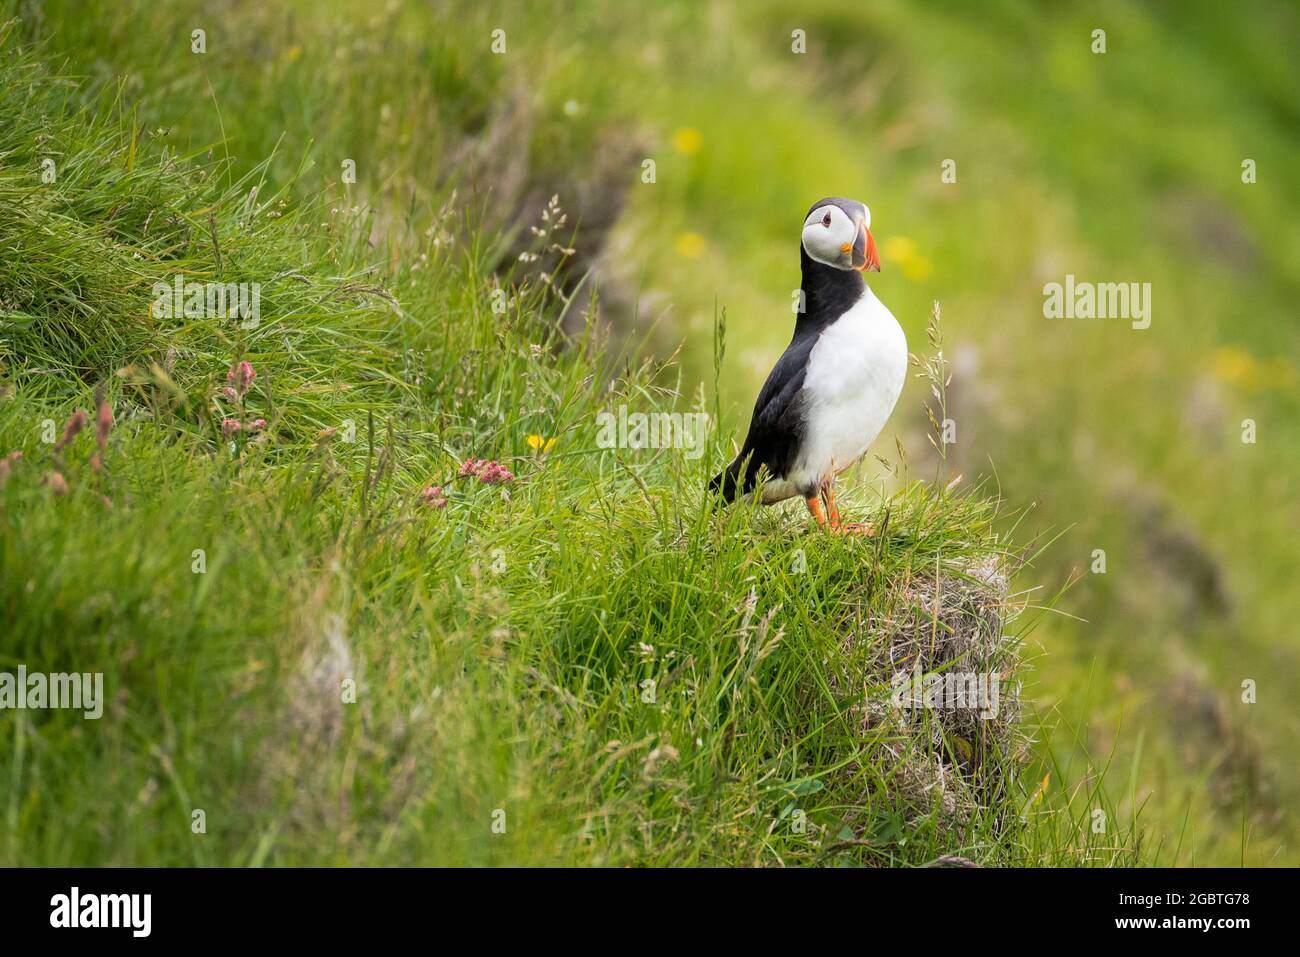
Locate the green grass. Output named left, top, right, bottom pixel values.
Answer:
left=7, top=0, right=1296, bottom=866
left=0, top=11, right=1145, bottom=866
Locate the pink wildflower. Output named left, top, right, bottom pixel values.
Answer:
left=222, top=418, right=243, bottom=436
left=458, top=458, right=486, bottom=478
left=93, top=392, right=113, bottom=471
left=420, top=485, right=448, bottom=509
left=458, top=458, right=514, bottom=484
left=247, top=419, right=268, bottom=431
left=226, top=360, right=257, bottom=399
left=96, top=397, right=112, bottom=451
left=54, top=409, right=89, bottom=451
left=44, top=471, right=69, bottom=495
left=478, top=462, right=514, bottom=484
left=0, top=450, right=21, bottom=487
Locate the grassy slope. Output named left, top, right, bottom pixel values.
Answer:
left=0, top=9, right=1140, bottom=866
left=13, top=0, right=1295, bottom=867
left=500, top=0, right=1300, bottom=864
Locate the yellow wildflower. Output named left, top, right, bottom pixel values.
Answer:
left=882, top=235, right=932, bottom=281
left=671, top=127, right=702, bottom=155
left=675, top=232, right=706, bottom=258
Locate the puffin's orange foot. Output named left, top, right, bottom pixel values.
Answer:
left=805, top=495, right=828, bottom=529
left=830, top=520, right=876, bottom=536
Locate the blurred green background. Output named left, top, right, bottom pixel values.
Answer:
left=8, top=0, right=1299, bottom=864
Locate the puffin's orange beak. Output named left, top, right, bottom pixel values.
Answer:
left=854, top=219, right=881, bottom=272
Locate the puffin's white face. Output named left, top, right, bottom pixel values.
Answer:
left=801, top=201, right=880, bottom=272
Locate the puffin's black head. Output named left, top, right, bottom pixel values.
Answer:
left=801, top=197, right=880, bottom=273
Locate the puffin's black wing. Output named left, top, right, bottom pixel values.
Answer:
left=709, top=336, right=816, bottom=502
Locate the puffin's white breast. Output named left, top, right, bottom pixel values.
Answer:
left=791, top=287, right=907, bottom=488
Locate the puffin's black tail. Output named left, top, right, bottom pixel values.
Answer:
left=708, top=455, right=745, bottom=503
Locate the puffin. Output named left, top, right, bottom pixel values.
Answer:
left=710, top=197, right=907, bottom=532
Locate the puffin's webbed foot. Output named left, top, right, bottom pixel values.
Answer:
left=820, top=483, right=875, bottom=535
left=832, top=521, right=876, bottom=536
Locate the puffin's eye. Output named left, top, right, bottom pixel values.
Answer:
left=822, top=212, right=832, bottom=227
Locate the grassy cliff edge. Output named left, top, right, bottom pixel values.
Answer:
left=0, top=21, right=1138, bottom=866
